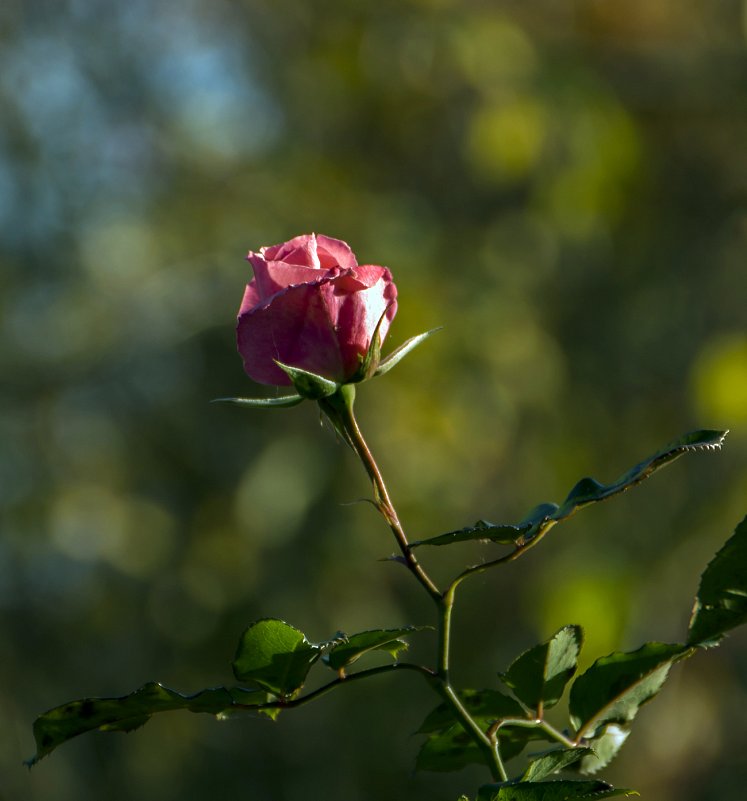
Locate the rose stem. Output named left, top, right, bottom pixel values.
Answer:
left=321, top=384, right=506, bottom=782
left=324, top=384, right=441, bottom=603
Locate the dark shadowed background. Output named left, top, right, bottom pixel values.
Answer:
left=1, top=1, right=746, bottom=799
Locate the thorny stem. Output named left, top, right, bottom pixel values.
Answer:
left=437, top=683, right=507, bottom=782
left=323, top=385, right=441, bottom=603
left=437, top=583, right=506, bottom=781
left=432, top=531, right=565, bottom=781
left=320, top=385, right=506, bottom=783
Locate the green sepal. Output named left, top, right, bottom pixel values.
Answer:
left=274, top=361, right=340, bottom=399
left=688, top=514, right=747, bottom=646
left=414, top=430, right=727, bottom=548
left=374, top=327, right=442, bottom=378
left=350, top=306, right=391, bottom=382
left=316, top=383, right=356, bottom=447
left=521, top=747, right=594, bottom=782
left=569, top=642, right=690, bottom=740
left=476, top=780, right=637, bottom=800
left=323, top=626, right=428, bottom=671
left=211, top=395, right=304, bottom=408
left=501, top=626, right=583, bottom=711
left=232, top=619, right=321, bottom=697
left=27, top=682, right=275, bottom=766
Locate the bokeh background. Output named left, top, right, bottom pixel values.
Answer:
left=1, top=1, right=746, bottom=799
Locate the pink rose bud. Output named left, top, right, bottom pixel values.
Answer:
left=237, top=234, right=398, bottom=386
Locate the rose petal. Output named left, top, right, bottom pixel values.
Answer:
left=247, top=259, right=334, bottom=304
left=262, top=234, right=320, bottom=267
left=348, top=264, right=392, bottom=288
left=330, top=270, right=397, bottom=376
left=315, top=234, right=358, bottom=270
left=237, top=281, right=345, bottom=385
left=238, top=282, right=262, bottom=316
left=237, top=235, right=397, bottom=386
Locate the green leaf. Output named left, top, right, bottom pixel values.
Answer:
left=232, top=619, right=321, bottom=697
left=416, top=723, right=485, bottom=772
left=476, top=780, right=637, bottom=800
left=501, top=626, right=583, bottom=711
left=413, top=519, right=526, bottom=548
left=578, top=725, right=630, bottom=775
left=211, top=395, right=304, bottom=408
left=27, top=682, right=274, bottom=765
left=414, top=506, right=559, bottom=548
left=550, top=429, right=727, bottom=518
left=522, top=748, right=594, bottom=782
left=274, top=361, right=340, bottom=399
left=374, top=327, right=442, bottom=378
left=688, top=514, right=747, bottom=646
left=417, top=689, right=525, bottom=734
left=416, top=725, right=539, bottom=773
left=416, top=690, right=544, bottom=773
left=568, top=642, right=689, bottom=740
left=414, top=430, right=726, bottom=548
left=323, top=626, right=427, bottom=671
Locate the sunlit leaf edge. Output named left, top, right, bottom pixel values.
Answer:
left=323, top=625, right=429, bottom=671
left=414, top=430, right=727, bottom=548
left=688, top=514, right=747, bottom=646
left=521, top=747, right=594, bottom=782
left=568, top=642, right=691, bottom=739
left=577, top=724, right=631, bottom=775
left=28, top=682, right=273, bottom=766
left=232, top=618, right=321, bottom=697
left=500, top=625, right=584, bottom=711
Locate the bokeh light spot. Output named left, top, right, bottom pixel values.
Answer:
left=466, top=98, right=546, bottom=184
left=234, top=436, right=329, bottom=546
left=692, top=334, right=747, bottom=425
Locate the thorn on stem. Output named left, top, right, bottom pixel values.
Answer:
left=379, top=554, right=407, bottom=565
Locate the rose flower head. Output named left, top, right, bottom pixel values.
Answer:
left=237, top=234, right=397, bottom=387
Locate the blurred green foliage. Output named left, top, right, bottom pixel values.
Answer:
left=1, top=1, right=745, bottom=799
